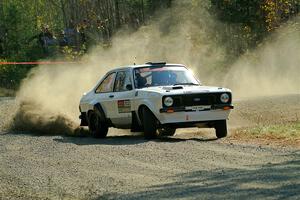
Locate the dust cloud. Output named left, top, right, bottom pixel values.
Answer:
left=223, top=19, right=300, bottom=98
left=11, top=1, right=300, bottom=134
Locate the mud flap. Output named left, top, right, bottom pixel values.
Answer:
left=79, top=112, right=88, bottom=126
left=131, top=111, right=143, bottom=132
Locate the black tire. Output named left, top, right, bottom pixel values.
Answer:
left=158, top=127, right=176, bottom=136
left=142, top=107, right=159, bottom=139
left=215, top=120, right=227, bottom=138
left=88, top=111, right=108, bottom=138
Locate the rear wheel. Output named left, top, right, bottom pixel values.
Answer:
left=215, top=120, right=227, bottom=138
left=88, top=111, right=108, bottom=138
left=158, top=127, right=176, bottom=136
left=142, top=107, right=159, bottom=139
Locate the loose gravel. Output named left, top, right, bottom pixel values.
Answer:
left=0, top=95, right=299, bottom=199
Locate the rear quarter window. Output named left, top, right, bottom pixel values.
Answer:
left=95, top=72, right=116, bottom=93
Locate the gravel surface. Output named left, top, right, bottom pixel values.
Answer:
left=0, top=97, right=17, bottom=132
left=0, top=95, right=299, bottom=199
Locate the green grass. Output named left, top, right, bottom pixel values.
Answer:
left=236, top=122, right=300, bottom=140
left=0, top=87, right=16, bottom=97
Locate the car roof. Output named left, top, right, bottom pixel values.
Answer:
left=108, top=63, right=186, bottom=72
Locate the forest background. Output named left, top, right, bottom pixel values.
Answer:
left=0, top=0, right=299, bottom=90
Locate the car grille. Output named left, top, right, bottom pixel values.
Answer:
left=163, top=92, right=231, bottom=107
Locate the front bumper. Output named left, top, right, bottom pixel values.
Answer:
left=157, top=105, right=233, bottom=124
left=160, top=105, right=234, bottom=113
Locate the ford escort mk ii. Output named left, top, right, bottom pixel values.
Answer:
left=79, top=62, right=233, bottom=139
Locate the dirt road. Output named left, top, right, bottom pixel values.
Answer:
left=0, top=95, right=299, bottom=199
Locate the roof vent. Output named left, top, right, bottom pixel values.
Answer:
left=145, top=62, right=166, bottom=65
left=162, top=86, right=183, bottom=90
left=172, top=86, right=183, bottom=89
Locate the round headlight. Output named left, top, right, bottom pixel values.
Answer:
left=164, top=97, right=174, bottom=107
left=220, top=93, right=230, bottom=103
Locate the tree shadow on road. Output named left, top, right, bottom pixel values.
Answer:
left=99, top=158, right=300, bottom=200
left=53, top=135, right=218, bottom=146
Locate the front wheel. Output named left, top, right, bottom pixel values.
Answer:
left=215, top=120, right=227, bottom=138
left=88, top=111, right=108, bottom=138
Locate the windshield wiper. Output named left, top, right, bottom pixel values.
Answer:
left=173, top=83, right=199, bottom=86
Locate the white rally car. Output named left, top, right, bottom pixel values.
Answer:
left=79, top=62, right=233, bottom=139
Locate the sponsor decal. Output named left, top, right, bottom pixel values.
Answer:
left=117, top=100, right=131, bottom=113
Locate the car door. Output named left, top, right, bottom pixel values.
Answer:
left=94, top=72, right=117, bottom=119
left=109, top=69, right=135, bottom=128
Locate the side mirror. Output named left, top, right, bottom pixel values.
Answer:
left=126, top=84, right=133, bottom=90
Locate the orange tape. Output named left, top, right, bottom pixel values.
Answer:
left=0, top=61, right=80, bottom=65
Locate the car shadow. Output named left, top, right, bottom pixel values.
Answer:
left=98, top=158, right=300, bottom=199
left=53, top=135, right=218, bottom=146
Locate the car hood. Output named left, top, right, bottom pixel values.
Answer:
left=138, top=85, right=231, bottom=95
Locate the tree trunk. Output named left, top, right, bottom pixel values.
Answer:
left=60, top=0, right=68, bottom=27
left=115, top=0, right=121, bottom=28
left=141, top=0, right=145, bottom=24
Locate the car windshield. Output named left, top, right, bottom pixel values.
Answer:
left=134, top=66, right=200, bottom=88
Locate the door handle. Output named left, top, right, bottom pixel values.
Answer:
left=109, top=95, right=114, bottom=98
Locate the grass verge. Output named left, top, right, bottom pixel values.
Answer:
left=231, top=121, right=300, bottom=147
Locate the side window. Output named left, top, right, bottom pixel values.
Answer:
left=95, top=72, right=116, bottom=93
left=114, top=71, right=132, bottom=92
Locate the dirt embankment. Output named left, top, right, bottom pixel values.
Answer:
left=230, top=94, right=300, bottom=128
left=227, top=94, right=300, bottom=147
